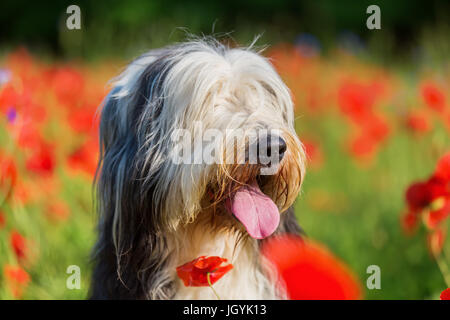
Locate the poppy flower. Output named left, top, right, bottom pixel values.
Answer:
left=405, top=181, right=433, bottom=212
left=366, top=115, right=390, bottom=143
left=49, top=67, right=85, bottom=107
left=176, top=256, right=233, bottom=287
left=10, top=230, right=28, bottom=262
left=302, top=139, right=323, bottom=168
left=426, top=176, right=449, bottom=201
left=68, top=106, right=99, bottom=134
left=3, top=265, right=30, bottom=299
left=338, top=80, right=378, bottom=123
left=441, top=288, right=450, bottom=300
left=13, top=180, right=32, bottom=205
left=401, top=211, right=419, bottom=235
left=262, top=235, right=362, bottom=300
left=25, top=142, right=55, bottom=176
left=67, top=137, right=99, bottom=177
left=421, top=83, right=446, bottom=113
left=16, top=125, right=43, bottom=150
left=349, top=134, right=376, bottom=160
left=424, top=199, right=450, bottom=229
left=406, top=111, right=431, bottom=134
left=0, top=154, right=17, bottom=198
left=435, top=152, right=450, bottom=181
left=0, top=210, right=6, bottom=228
left=6, top=48, right=33, bottom=78
left=22, top=102, right=47, bottom=124
left=0, top=85, right=21, bottom=113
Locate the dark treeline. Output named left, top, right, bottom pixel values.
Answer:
left=0, top=0, right=448, bottom=58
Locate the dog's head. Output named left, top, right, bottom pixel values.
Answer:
left=98, top=39, right=305, bottom=249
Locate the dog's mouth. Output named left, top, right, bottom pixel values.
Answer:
left=224, top=178, right=280, bottom=239
left=207, top=131, right=305, bottom=239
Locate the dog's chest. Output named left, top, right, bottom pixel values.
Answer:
left=171, top=230, right=279, bottom=300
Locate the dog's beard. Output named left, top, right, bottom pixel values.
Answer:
left=203, top=132, right=304, bottom=239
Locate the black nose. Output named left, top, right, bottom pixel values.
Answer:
left=258, top=134, right=287, bottom=163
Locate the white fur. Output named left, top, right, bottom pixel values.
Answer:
left=97, top=39, right=305, bottom=300
left=172, top=226, right=282, bottom=300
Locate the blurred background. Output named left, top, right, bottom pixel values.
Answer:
left=0, top=0, right=449, bottom=299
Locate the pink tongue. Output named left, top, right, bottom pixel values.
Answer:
left=226, top=180, right=280, bottom=239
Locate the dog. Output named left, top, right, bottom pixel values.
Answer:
left=90, top=38, right=306, bottom=300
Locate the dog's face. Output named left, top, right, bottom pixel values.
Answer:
left=103, top=40, right=305, bottom=242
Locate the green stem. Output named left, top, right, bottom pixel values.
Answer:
left=206, top=272, right=220, bottom=300
left=436, top=254, right=450, bottom=288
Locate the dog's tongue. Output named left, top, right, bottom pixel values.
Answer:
left=227, top=180, right=280, bottom=239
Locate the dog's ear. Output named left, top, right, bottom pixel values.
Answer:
left=90, top=52, right=175, bottom=299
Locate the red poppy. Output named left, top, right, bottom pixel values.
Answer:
left=339, top=80, right=390, bottom=162
left=49, top=67, right=85, bottom=107
left=366, top=115, right=390, bottom=143
left=424, top=199, right=450, bottom=229
left=68, top=105, right=99, bottom=134
left=0, top=154, right=17, bottom=197
left=0, top=210, right=6, bottom=228
left=402, top=152, right=450, bottom=235
left=0, top=85, right=20, bottom=113
left=426, top=176, right=449, bottom=200
left=302, top=139, right=323, bottom=168
left=401, top=211, right=419, bottom=235
left=23, top=103, right=47, bottom=124
left=10, top=230, right=28, bottom=261
left=3, top=265, right=30, bottom=299
left=405, top=181, right=433, bottom=212
left=338, top=80, right=378, bottom=123
left=268, top=45, right=305, bottom=79
left=349, top=133, right=376, bottom=160
left=67, top=137, right=99, bottom=177
left=6, top=48, right=33, bottom=79
left=441, top=288, right=450, bottom=300
left=176, top=256, right=233, bottom=287
left=435, top=152, right=450, bottom=181
left=406, top=111, right=431, bottom=133
left=421, top=83, right=446, bottom=113
left=262, top=235, right=362, bottom=300
left=16, top=125, right=43, bottom=150
left=25, top=142, right=55, bottom=176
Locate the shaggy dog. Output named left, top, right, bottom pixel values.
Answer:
left=90, top=38, right=305, bottom=300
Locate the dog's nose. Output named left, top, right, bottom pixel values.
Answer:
left=258, top=134, right=287, bottom=163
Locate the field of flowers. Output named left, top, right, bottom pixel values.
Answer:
left=0, top=44, right=449, bottom=299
